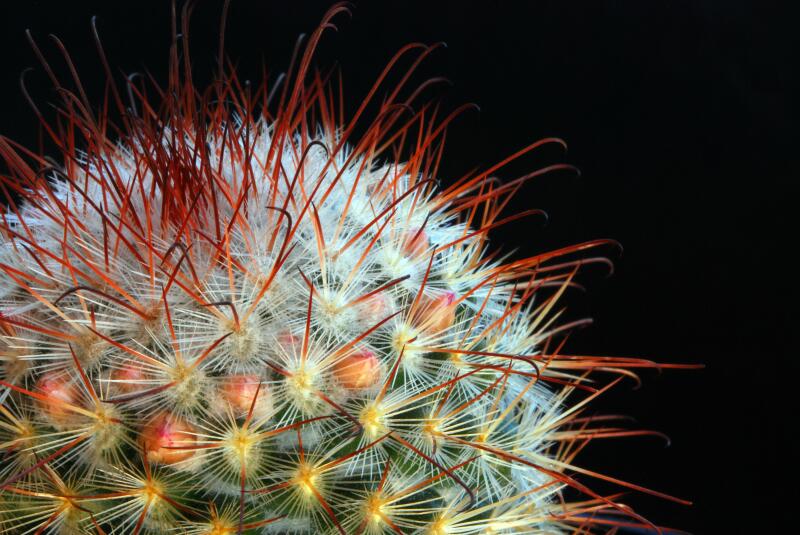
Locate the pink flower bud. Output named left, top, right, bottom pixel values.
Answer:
left=417, top=291, right=457, bottom=333
left=36, top=373, right=77, bottom=422
left=361, top=293, right=389, bottom=319
left=139, top=413, right=197, bottom=465
left=333, top=349, right=381, bottom=390
left=111, top=364, right=147, bottom=393
left=220, top=375, right=268, bottom=414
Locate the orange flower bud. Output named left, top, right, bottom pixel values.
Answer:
left=220, top=375, right=270, bottom=415
left=278, top=331, right=301, bottom=352
left=360, top=293, right=389, bottom=319
left=139, top=413, right=197, bottom=465
left=332, top=349, right=381, bottom=390
left=417, top=291, right=457, bottom=333
left=110, top=364, right=147, bottom=393
left=402, top=228, right=429, bottom=258
left=35, top=373, right=77, bottom=422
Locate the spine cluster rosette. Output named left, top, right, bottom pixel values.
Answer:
left=0, top=5, right=690, bottom=534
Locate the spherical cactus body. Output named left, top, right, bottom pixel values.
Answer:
left=0, top=4, right=690, bottom=534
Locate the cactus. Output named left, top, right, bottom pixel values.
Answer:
left=0, top=4, right=689, bottom=534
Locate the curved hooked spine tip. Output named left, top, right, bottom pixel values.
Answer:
left=576, top=238, right=624, bottom=258
left=18, top=67, right=35, bottom=95
left=552, top=137, right=569, bottom=153
left=439, top=76, right=454, bottom=87
left=330, top=1, right=356, bottom=18
left=602, top=259, right=616, bottom=278
left=606, top=239, right=624, bottom=256
left=319, top=2, right=354, bottom=33
left=557, top=163, right=581, bottom=177
left=540, top=209, right=551, bottom=226
left=384, top=102, right=416, bottom=118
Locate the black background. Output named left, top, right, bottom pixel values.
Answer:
left=0, top=2, right=795, bottom=533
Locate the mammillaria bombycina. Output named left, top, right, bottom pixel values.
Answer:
left=0, top=4, right=693, bottom=534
